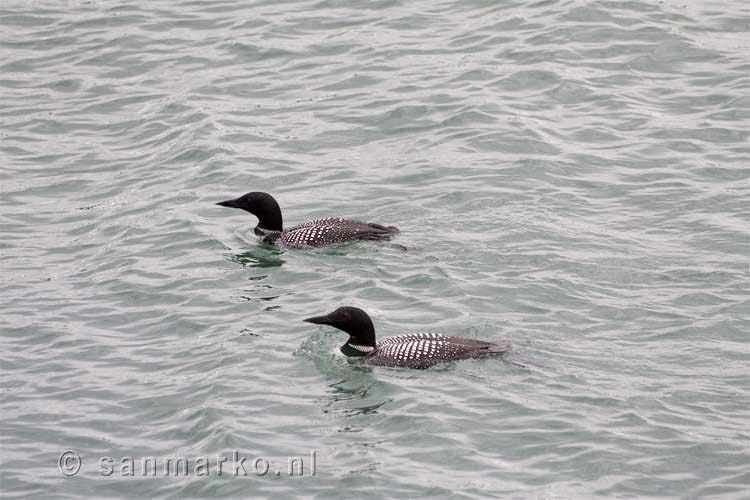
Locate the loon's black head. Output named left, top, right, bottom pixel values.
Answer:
left=304, top=306, right=376, bottom=356
left=216, top=192, right=283, bottom=233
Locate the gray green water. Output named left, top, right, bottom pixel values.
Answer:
left=1, top=0, right=749, bottom=498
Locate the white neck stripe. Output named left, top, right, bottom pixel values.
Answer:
left=349, top=344, right=375, bottom=353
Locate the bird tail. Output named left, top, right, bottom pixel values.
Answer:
left=486, top=340, right=512, bottom=354
left=368, top=223, right=400, bottom=235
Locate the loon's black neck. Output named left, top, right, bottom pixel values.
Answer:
left=253, top=207, right=283, bottom=234
left=339, top=317, right=376, bottom=351
left=339, top=317, right=376, bottom=358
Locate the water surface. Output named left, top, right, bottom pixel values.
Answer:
left=1, top=0, right=748, bottom=498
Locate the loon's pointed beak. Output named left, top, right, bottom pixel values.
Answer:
left=304, top=314, right=331, bottom=325
left=216, top=198, right=240, bottom=208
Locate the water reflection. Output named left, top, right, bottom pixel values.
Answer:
left=237, top=276, right=285, bottom=310
left=297, top=327, right=392, bottom=418
left=322, top=376, right=390, bottom=418
left=229, top=246, right=285, bottom=268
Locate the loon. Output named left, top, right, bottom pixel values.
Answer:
left=304, top=306, right=512, bottom=369
left=216, top=192, right=399, bottom=248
